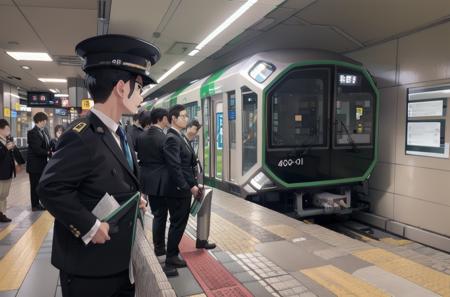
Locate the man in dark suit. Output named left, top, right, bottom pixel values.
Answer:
left=163, top=104, right=202, bottom=270
left=0, top=119, right=25, bottom=222
left=127, top=111, right=145, bottom=149
left=135, top=108, right=178, bottom=275
left=38, top=34, right=160, bottom=297
left=26, top=112, right=50, bottom=211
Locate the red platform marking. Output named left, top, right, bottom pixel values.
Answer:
left=179, top=235, right=254, bottom=297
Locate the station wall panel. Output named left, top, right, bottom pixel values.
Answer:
left=346, top=21, right=450, bottom=240
left=394, top=194, right=450, bottom=237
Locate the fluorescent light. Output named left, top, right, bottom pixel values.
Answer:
left=188, top=49, right=199, bottom=57
left=157, top=61, right=185, bottom=83
left=6, top=51, right=52, bottom=61
left=49, top=89, right=57, bottom=93
left=193, top=0, right=257, bottom=53
left=54, top=94, right=69, bottom=97
left=20, top=65, right=31, bottom=70
left=39, top=78, right=67, bottom=83
left=5, top=92, right=20, bottom=99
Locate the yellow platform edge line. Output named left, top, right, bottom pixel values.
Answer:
left=301, top=265, right=390, bottom=297
left=0, top=212, right=53, bottom=291
left=353, top=248, right=450, bottom=297
left=0, top=223, right=17, bottom=241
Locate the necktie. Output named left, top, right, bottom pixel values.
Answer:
left=41, top=129, right=49, bottom=146
left=116, top=126, right=134, bottom=170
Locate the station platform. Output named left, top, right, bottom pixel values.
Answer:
left=0, top=173, right=449, bottom=297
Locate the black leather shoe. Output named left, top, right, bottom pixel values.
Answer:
left=165, top=255, right=187, bottom=268
left=196, top=239, right=216, bottom=250
left=163, top=265, right=179, bottom=277
left=154, top=248, right=166, bottom=256
left=0, top=213, right=11, bottom=223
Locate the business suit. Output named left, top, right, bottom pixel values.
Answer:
left=38, top=112, right=140, bottom=296
left=26, top=126, right=50, bottom=208
left=135, top=125, right=168, bottom=253
left=127, top=124, right=143, bottom=149
left=163, top=127, right=198, bottom=258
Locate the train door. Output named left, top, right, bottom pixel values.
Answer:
left=213, top=98, right=224, bottom=180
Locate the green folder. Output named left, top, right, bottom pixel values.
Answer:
left=101, top=192, right=144, bottom=245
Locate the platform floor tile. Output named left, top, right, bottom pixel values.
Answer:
left=301, top=265, right=390, bottom=296
left=353, top=248, right=450, bottom=296
left=354, top=265, right=441, bottom=297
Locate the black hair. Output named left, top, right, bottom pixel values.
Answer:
left=150, top=108, right=168, bottom=124
left=132, top=113, right=140, bottom=122
left=139, top=111, right=152, bottom=128
left=168, top=104, right=186, bottom=124
left=187, top=119, right=201, bottom=130
left=33, top=112, right=48, bottom=124
left=85, top=68, right=137, bottom=103
left=0, top=119, right=10, bottom=129
left=54, top=124, right=65, bottom=135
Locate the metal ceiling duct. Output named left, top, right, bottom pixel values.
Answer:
left=97, top=0, right=112, bottom=35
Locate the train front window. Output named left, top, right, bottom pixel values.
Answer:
left=269, top=68, right=329, bottom=148
left=334, top=67, right=375, bottom=146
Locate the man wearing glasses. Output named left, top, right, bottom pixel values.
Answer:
left=38, top=34, right=159, bottom=297
left=163, top=104, right=202, bottom=274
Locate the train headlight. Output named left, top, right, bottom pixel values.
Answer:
left=249, top=61, right=276, bottom=83
left=250, top=172, right=274, bottom=190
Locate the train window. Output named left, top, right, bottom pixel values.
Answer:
left=184, top=102, right=199, bottom=153
left=268, top=68, right=329, bottom=148
left=334, top=67, right=374, bottom=147
left=242, top=87, right=258, bottom=175
left=249, top=61, right=276, bottom=83
left=203, top=99, right=211, bottom=177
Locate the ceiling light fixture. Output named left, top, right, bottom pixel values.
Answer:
left=20, top=65, right=31, bottom=70
left=54, top=94, right=69, bottom=97
left=38, top=78, right=67, bottom=83
left=49, top=89, right=58, bottom=93
left=157, top=61, right=185, bottom=83
left=6, top=51, right=52, bottom=61
left=188, top=0, right=258, bottom=57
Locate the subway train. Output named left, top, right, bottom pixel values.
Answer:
left=141, top=50, right=379, bottom=217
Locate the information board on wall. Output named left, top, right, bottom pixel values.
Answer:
left=406, top=85, right=449, bottom=158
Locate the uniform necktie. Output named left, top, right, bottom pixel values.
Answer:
left=116, top=126, right=134, bottom=170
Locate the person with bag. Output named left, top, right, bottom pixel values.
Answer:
left=0, top=119, right=25, bottom=222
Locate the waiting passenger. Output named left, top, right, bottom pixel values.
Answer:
left=0, top=119, right=25, bottom=222
left=183, top=119, right=216, bottom=250
left=127, top=111, right=144, bottom=148
left=163, top=105, right=202, bottom=271
left=26, top=112, right=50, bottom=211
left=135, top=108, right=177, bottom=275
left=49, top=124, right=65, bottom=153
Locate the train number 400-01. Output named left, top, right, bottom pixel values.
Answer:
left=277, top=158, right=304, bottom=167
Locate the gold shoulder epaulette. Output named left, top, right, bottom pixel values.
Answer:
left=72, top=122, right=87, bottom=133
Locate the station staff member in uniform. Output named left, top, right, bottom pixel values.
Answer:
left=38, top=34, right=160, bottom=297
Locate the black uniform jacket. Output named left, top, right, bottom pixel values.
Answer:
left=26, top=126, right=50, bottom=173
left=38, top=112, right=140, bottom=277
left=163, top=128, right=197, bottom=198
left=127, top=124, right=143, bottom=149
left=135, top=125, right=168, bottom=197
left=0, top=141, right=25, bottom=180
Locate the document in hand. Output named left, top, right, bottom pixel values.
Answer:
left=92, top=192, right=142, bottom=240
left=190, top=188, right=212, bottom=217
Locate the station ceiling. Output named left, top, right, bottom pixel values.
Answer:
left=1, top=0, right=449, bottom=100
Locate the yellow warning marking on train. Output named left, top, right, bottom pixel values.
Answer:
left=379, top=237, right=411, bottom=246
left=353, top=248, right=450, bottom=296
left=0, top=223, right=16, bottom=241
left=0, top=212, right=53, bottom=291
left=301, top=265, right=389, bottom=296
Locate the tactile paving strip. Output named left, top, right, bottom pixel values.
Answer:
left=180, top=235, right=254, bottom=297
